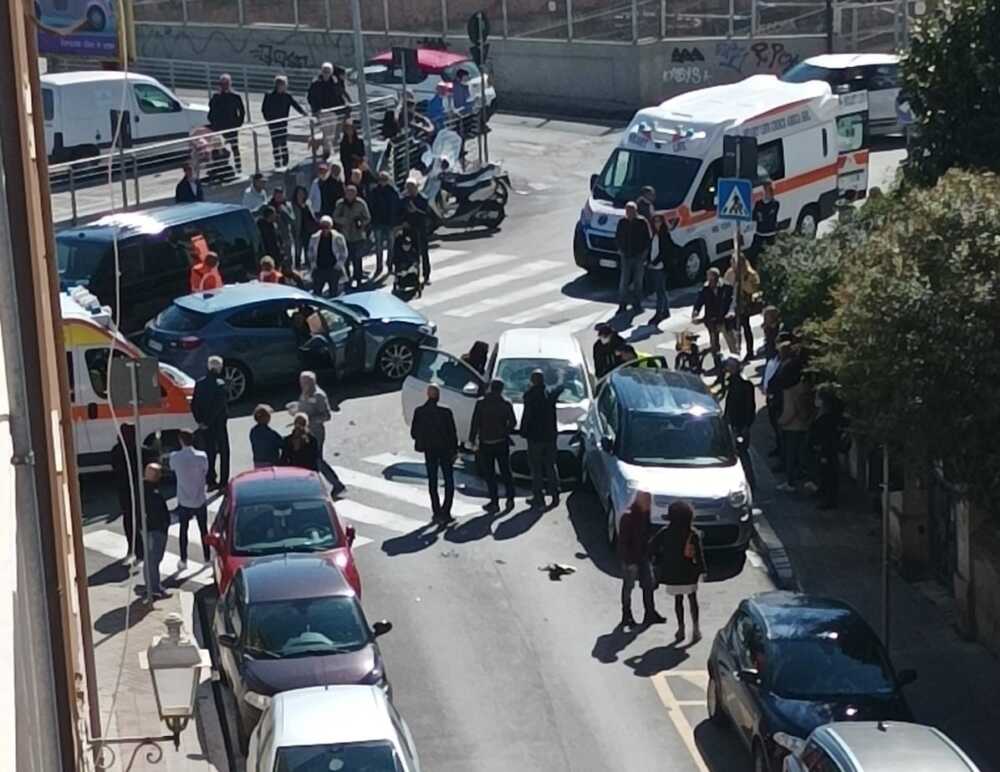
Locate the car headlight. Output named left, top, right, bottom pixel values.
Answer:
left=580, top=202, right=593, bottom=227
left=243, top=690, right=272, bottom=711
left=419, top=322, right=437, bottom=337
left=728, top=488, right=749, bottom=509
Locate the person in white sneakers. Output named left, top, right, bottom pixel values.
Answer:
left=168, top=429, right=209, bottom=570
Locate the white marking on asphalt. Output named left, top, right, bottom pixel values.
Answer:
left=424, top=252, right=515, bottom=282
left=746, top=550, right=765, bottom=569
left=426, top=248, right=467, bottom=263
left=550, top=309, right=610, bottom=336
left=410, top=261, right=560, bottom=309
left=362, top=452, right=530, bottom=496
left=650, top=673, right=710, bottom=772
left=83, top=529, right=212, bottom=586
left=445, top=272, right=581, bottom=318
left=334, top=500, right=430, bottom=535
left=497, top=296, right=594, bottom=325
left=335, top=467, right=479, bottom=517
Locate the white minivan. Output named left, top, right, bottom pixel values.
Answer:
left=41, top=71, right=209, bottom=163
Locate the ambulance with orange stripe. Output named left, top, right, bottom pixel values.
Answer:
left=574, top=75, right=869, bottom=285
left=62, top=287, right=195, bottom=470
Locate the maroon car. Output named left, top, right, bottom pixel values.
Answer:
left=213, top=555, right=393, bottom=750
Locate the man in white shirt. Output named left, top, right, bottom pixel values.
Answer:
left=168, top=429, right=210, bottom=570
left=242, top=173, right=268, bottom=214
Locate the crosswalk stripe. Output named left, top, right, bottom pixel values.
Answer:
left=84, top=529, right=212, bottom=586
left=497, top=296, right=593, bottom=325
left=363, top=452, right=531, bottom=496
left=335, top=467, right=479, bottom=517
left=334, top=500, right=430, bottom=535
left=445, top=272, right=581, bottom=318
left=426, top=248, right=467, bottom=263
left=427, top=252, right=514, bottom=282
left=411, top=261, right=561, bottom=310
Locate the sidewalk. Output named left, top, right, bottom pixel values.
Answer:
left=749, top=422, right=1000, bottom=768
left=89, top=564, right=230, bottom=771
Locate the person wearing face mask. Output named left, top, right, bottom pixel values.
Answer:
left=593, top=323, right=625, bottom=380
left=191, top=355, right=230, bottom=490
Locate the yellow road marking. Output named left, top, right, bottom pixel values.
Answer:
left=651, top=672, right=711, bottom=772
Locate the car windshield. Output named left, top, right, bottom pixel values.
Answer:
left=780, top=62, right=837, bottom=84
left=623, top=413, right=736, bottom=466
left=56, top=238, right=110, bottom=282
left=155, top=304, right=209, bottom=332
left=232, top=499, right=339, bottom=557
left=494, top=358, right=588, bottom=404
left=275, top=741, right=403, bottom=772
left=246, top=596, right=369, bottom=658
left=593, top=148, right=702, bottom=210
left=769, top=629, right=897, bottom=699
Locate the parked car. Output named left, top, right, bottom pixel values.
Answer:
left=580, top=366, right=753, bottom=550
left=707, top=592, right=917, bottom=772
left=57, top=202, right=260, bottom=336
left=206, top=467, right=361, bottom=595
left=41, top=70, right=208, bottom=162
left=777, top=721, right=981, bottom=772
left=400, top=329, right=593, bottom=481
left=213, top=555, right=394, bottom=751
left=360, top=48, right=497, bottom=115
left=247, top=685, right=422, bottom=772
left=781, top=54, right=901, bottom=136
left=143, top=283, right=438, bottom=402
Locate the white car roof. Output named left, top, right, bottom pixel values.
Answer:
left=818, top=722, right=979, bottom=771
left=802, top=53, right=899, bottom=69
left=495, top=328, right=585, bottom=364
left=41, top=71, right=161, bottom=88
left=271, top=685, right=399, bottom=749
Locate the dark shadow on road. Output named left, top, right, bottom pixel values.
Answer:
left=694, top=719, right=753, bottom=772
left=705, top=548, right=748, bottom=583
left=87, top=558, right=132, bottom=588
left=445, top=511, right=496, bottom=544
left=433, top=228, right=504, bottom=244
left=624, top=642, right=691, bottom=677
left=382, top=522, right=445, bottom=556
left=93, top=597, right=153, bottom=639
left=566, top=490, right=621, bottom=579
left=492, top=505, right=544, bottom=540
left=592, top=623, right=643, bottom=664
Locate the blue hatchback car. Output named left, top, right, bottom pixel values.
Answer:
left=142, top=283, right=438, bottom=402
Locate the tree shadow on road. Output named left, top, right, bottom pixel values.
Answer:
left=592, top=623, right=643, bottom=664
left=624, top=642, right=691, bottom=677
left=382, top=522, right=446, bottom=556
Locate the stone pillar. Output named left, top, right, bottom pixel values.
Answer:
left=890, top=454, right=929, bottom=578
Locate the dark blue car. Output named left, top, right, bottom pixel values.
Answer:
left=143, top=283, right=438, bottom=402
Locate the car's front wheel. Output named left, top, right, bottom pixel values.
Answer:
left=222, top=360, right=251, bottom=404
left=707, top=674, right=727, bottom=726
left=376, top=339, right=416, bottom=380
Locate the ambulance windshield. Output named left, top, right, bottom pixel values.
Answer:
left=592, top=148, right=702, bottom=210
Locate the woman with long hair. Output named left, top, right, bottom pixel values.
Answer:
left=650, top=500, right=706, bottom=643
left=280, top=413, right=320, bottom=471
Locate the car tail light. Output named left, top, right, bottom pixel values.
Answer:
left=178, top=336, right=202, bottom=350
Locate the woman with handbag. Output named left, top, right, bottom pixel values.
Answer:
left=724, top=245, right=762, bottom=363
left=650, top=500, right=706, bottom=643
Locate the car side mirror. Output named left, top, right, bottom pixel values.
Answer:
left=372, top=620, right=393, bottom=638
left=204, top=532, right=220, bottom=551
left=462, top=381, right=480, bottom=397
left=217, top=632, right=237, bottom=649
left=567, top=431, right=582, bottom=449
left=346, top=524, right=357, bottom=546
left=896, top=668, right=917, bottom=687
left=772, top=732, right=806, bottom=757
left=738, top=668, right=761, bottom=686
left=589, top=173, right=598, bottom=190
left=600, top=436, right=614, bottom=453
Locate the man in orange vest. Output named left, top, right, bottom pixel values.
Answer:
left=189, top=251, right=224, bottom=293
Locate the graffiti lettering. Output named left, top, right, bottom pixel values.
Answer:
left=749, top=41, right=800, bottom=73
left=251, top=43, right=311, bottom=70
left=671, top=47, right=704, bottom=64
left=716, top=39, right=748, bottom=73
left=715, top=39, right=802, bottom=75
left=663, top=66, right=710, bottom=85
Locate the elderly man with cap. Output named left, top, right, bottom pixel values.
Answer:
left=191, top=355, right=230, bottom=490
left=207, top=73, right=246, bottom=175
left=333, top=184, right=372, bottom=288
left=411, top=385, right=459, bottom=525
left=308, top=215, right=347, bottom=297
left=724, top=357, right=757, bottom=491
left=308, top=62, right=347, bottom=156
left=470, top=378, right=518, bottom=513
left=309, top=160, right=345, bottom=219
left=520, top=369, right=565, bottom=510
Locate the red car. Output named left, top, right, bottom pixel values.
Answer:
left=205, top=467, right=361, bottom=597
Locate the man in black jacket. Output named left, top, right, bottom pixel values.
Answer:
left=208, top=73, right=246, bottom=175
left=615, top=201, right=651, bottom=314
left=411, top=385, right=459, bottom=524
left=191, top=355, right=230, bottom=490
left=262, top=74, right=306, bottom=169
left=593, top=323, right=625, bottom=380
left=723, top=357, right=757, bottom=491
left=691, top=267, right=732, bottom=372
left=402, top=180, right=432, bottom=284
left=257, top=205, right=282, bottom=260
left=308, top=62, right=347, bottom=157
left=520, top=370, right=565, bottom=510
left=142, top=463, right=172, bottom=601
left=470, top=379, right=517, bottom=512
left=174, top=162, right=204, bottom=204
left=749, top=180, right=780, bottom=265
left=369, top=171, right=399, bottom=275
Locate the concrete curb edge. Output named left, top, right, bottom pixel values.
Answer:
left=751, top=511, right=801, bottom=592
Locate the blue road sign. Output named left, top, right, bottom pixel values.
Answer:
left=717, top=177, right=753, bottom=221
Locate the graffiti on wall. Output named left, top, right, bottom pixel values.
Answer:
left=250, top=43, right=312, bottom=69
left=715, top=39, right=801, bottom=75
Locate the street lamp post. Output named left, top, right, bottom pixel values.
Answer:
left=91, top=614, right=211, bottom=769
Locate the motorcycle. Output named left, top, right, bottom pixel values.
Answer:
left=418, top=130, right=510, bottom=231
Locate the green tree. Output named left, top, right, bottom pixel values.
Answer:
left=902, top=0, right=1000, bottom=186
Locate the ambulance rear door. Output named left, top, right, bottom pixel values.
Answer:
left=836, top=90, right=870, bottom=200
left=65, top=345, right=94, bottom=460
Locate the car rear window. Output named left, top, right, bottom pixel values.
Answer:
left=57, top=237, right=111, bottom=282
left=275, top=741, right=403, bottom=772
left=780, top=63, right=838, bottom=86
left=155, top=304, right=209, bottom=332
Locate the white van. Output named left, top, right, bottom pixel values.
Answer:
left=62, top=287, right=196, bottom=471
left=573, top=75, right=869, bottom=285
left=41, top=71, right=209, bottom=163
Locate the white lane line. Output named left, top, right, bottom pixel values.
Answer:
left=335, top=467, right=479, bottom=517
left=445, top=272, right=581, bottom=318
left=335, top=500, right=429, bottom=535
left=650, top=673, right=710, bottom=772
left=410, top=261, right=560, bottom=310
left=362, top=452, right=530, bottom=495
left=426, top=248, right=467, bottom=263
left=84, top=529, right=212, bottom=586
left=425, top=252, right=515, bottom=282
left=497, top=296, right=593, bottom=325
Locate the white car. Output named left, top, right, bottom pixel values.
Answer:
left=401, top=329, right=593, bottom=481
left=246, top=685, right=421, bottom=772
left=781, top=53, right=902, bottom=136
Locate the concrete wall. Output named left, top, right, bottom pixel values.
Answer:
left=133, top=22, right=828, bottom=116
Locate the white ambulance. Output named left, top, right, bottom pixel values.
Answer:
left=573, top=75, right=870, bottom=285
left=62, top=287, right=196, bottom=471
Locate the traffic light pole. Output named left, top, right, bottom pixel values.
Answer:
left=349, top=0, right=374, bottom=159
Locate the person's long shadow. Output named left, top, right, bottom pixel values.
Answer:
left=624, top=641, right=692, bottom=677
left=592, top=622, right=644, bottom=664
left=566, top=490, right=621, bottom=578
left=93, top=597, right=153, bottom=642
left=444, top=511, right=496, bottom=544
left=492, top=504, right=544, bottom=541
left=382, top=522, right=445, bottom=556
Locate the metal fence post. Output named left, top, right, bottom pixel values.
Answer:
left=729, top=0, right=735, bottom=36
left=660, top=0, right=667, bottom=38
left=502, top=0, right=509, bottom=38
left=132, top=156, right=140, bottom=205
left=325, top=0, right=332, bottom=31
left=181, top=0, right=188, bottom=24
left=242, top=70, right=251, bottom=116
left=237, top=0, right=245, bottom=26
left=567, top=0, right=574, bottom=41
left=205, top=66, right=213, bottom=101
left=252, top=131, right=261, bottom=175
left=168, top=59, right=176, bottom=91
left=118, top=145, right=128, bottom=208
left=441, top=0, right=448, bottom=37
left=631, top=0, right=639, bottom=42
left=751, top=0, right=758, bottom=36
left=293, top=0, right=300, bottom=28
left=68, top=166, right=78, bottom=226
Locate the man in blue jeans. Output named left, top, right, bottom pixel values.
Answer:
left=168, top=429, right=209, bottom=570
left=410, top=385, right=459, bottom=525
left=615, top=201, right=651, bottom=314
left=142, top=463, right=172, bottom=601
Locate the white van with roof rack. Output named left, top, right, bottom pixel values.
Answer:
left=573, top=75, right=870, bottom=285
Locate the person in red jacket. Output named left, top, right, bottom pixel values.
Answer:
left=616, top=491, right=665, bottom=628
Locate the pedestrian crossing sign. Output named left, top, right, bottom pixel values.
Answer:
left=717, top=177, right=752, bottom=221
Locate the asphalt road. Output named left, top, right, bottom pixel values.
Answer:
left=77, top=112, right=906, bottom=771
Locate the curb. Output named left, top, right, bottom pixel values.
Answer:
left=751, top=509, right=801, bottom=592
